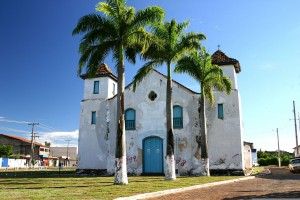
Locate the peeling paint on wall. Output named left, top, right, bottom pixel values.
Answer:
left=78, top=68, right=245, bottom=175
left=105, top=101, right=110, bottom=140
left=194, top=151, right=201, bottom=160
left=214, top=158, right=226, bottom=165
left=137, top=148, right=142, bottom=167
left=178, top=138, right=188, bottom=151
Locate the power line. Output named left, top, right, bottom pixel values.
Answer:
left=0, top=118, right=64, bottom=133
left=39, top=123, right=63, bottom=132
left=0, top=126, right=30, bottom=133
left=0, top=119, right=31, bottom=124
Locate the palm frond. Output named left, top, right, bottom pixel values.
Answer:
left=174, top=47, right=232, bottom=105
left=134, top=6, right=164, bottom=27
left=125, top=46, right=140, bottom=64
left=203, top=86, right=214, bottom=106
left=72, top=14, right=104, bottom=35
left=96, top=1, right=118, bottom=20
left=174, top=55, right=201, bottom=82
left=215, top=76, right=232, bottom=94
left=176, top=20, right=190, bottom=36
left=123, top=7, right=135, bottom=24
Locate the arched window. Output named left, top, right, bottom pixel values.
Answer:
left=173, top=105, right=183, bottom=129
left=125, top=108, right=136, bottom=130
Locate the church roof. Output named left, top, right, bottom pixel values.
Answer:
left=0, top=133, right=45, bottom=147
left=108, top=69, right=200, bottom=100
left=211, top=50, right=241, bottom=73
left=80, top=63, right=117, bottom=81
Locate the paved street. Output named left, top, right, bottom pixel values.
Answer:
left=146, top=167, right=300, bottom=200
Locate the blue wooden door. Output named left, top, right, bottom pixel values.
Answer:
left=143, top=137, right=163, bottom=174
left=1, top=158, right=8, bottom=167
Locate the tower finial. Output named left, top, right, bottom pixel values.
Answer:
left=217, top=44, right=221, bottom=50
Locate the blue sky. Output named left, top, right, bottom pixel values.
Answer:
left=1, top=1, right=300, bottom=152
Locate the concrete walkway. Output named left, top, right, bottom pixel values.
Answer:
left=144, top=167, right=300, bottom=200
left=115, top=176, right=255, bottom=200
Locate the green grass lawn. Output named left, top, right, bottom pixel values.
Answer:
left=0, top=169, right=243, bottom=200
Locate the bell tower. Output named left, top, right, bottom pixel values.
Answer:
left=211, top=50, right=241, bottom=89
left=207, top=50, right=245, bottom=175
left=77, top=63, right=117, bottom=170
left=80, top=63, right=118, bottom=100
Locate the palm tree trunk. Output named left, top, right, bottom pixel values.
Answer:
left=165, top=62, right=176, bottom=180
left=199, top=88, right=210, bottom=176
left=114, top=48, right=128, bottom=185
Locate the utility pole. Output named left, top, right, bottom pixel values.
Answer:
left=28, top=122, right=39, bottom=167
left=65, top=139, right=71, bottom=167
left=276, top=128, right=281, bottom=167
left=293, top=101, right=299, bottom=156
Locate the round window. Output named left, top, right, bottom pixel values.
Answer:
left=148, top=91, right=157, bottom=101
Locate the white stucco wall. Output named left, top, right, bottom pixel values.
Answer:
left=78, top=76, right=117, bottom=170
left=78, top=66, right=245, bottom=175
left=243, top=144, right=252, bottom=170
left=120, top=72, right=200, bottom=175
left=251, top=149, right=258, bottom=163
left=78, top=99, right=108, bottom=169
left=83, top=76, right=117, bottom=100
left=221, top=65, right=238, bottom=90
left=206, top=90, right=244, bottom=171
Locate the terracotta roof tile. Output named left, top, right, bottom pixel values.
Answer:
left=0, top=133, right=44, bottom=146
left=96, top=63, right=113, bottom=75
left=80, top=63, right=117, bottom=80
left=212, top=50, right=241, bottom=73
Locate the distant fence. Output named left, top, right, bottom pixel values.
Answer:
left=0, top=158, right=27, bottom=168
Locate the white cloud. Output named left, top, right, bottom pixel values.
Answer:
left=37, top=130, right=79, bottom=147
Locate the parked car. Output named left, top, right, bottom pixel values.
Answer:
left=252, top=161, right=259, bottom=167
left=289, top=158, right=300, bottom=173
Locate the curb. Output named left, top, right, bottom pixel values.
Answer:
left=115, top=176, right=255, bottom=200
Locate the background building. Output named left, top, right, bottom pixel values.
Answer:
left=0, top=133, right=49, bottom=166
left=50, top=147, right=77, bottom=167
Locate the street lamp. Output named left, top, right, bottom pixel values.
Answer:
left=65, top=140, right=71, bottom=167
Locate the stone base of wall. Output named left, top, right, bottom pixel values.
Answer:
left=210, top=169, right=245, bottom=176
left=76, top=169, right=108, bottom=176
left=75, top=168, right=245, bottom=176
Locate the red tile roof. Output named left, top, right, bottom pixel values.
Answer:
left=211, top=50, right=241, bottom=73
left=0, top=134, right=45, bottom=146
left=80, top=63, right=117, bottom=80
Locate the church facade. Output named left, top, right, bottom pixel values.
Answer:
left=77, top=50, right=246, bottom=175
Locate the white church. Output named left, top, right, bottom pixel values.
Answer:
left=77, top=50, right=247, bottom=176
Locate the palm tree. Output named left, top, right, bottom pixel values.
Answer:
left=72, top=0, right=164, bottom=185
left=174, top=47, right=232, bottom=176
left=132, top=19, right=205, bottom=180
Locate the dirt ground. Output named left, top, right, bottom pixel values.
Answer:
left=146, top=167, right=300, bottom=200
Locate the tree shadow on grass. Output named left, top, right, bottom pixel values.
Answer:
left=5, top=185, right=90, bottom=190
left=0, top=171, right=114, bottom=179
